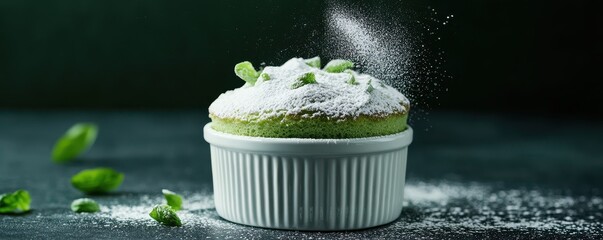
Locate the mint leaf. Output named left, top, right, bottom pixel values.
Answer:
left=304, top=56, right=321, bottom=68
left=71, top=168, right=124, bottom=194
left=323, top=59, right=354, bottom=73
left=291, top=72, right=317, bottom=89
left=52, top=123, right=98, bottom=163
left=344, top=69, right=359, bottom=85
left=367, top=79, right=375, bottom=93
left=234, top=61, right=260, bottom=85
left=162, top=189, right=183, bottom=211
left=71, top=198, right=100, bottom=213
left=260, top=72, right=271, bottom=81
left=0, top=190, right=31, bottom=214
left=150, top=204, right=182, bottom=227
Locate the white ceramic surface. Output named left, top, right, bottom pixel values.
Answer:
left=203, top=123, right=413, bottom=231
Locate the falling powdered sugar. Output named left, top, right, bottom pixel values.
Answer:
left=325, top=1, right=452, bottom=125
left=325, top=7, right=413, bottom=90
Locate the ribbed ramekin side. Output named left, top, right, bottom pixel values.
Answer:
left=210, top=146, right=408, bottom=231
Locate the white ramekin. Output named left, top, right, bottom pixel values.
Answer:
left=203, top=123, right=413, bottom=231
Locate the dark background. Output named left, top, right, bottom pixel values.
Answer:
left=2, top=1, right=603, bottom=238
left=0, top=0, right=601, bottom=118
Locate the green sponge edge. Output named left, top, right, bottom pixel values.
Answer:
left=209, top=113, right=408, bottom=139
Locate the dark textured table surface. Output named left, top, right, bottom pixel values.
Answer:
left=1, top=111, right=602, bottom=239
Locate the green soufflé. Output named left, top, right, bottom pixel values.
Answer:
left=209, top=57, right=410, bottom=139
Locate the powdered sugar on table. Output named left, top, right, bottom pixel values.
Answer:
left=209, top=58, right=409, bottom=121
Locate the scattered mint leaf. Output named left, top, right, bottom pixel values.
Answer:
left=304, top=56, right=321, bottom=68
left=347, top=75, right=357, bottom=85
left=71, top=198, right=100, bottom=213
left=344, top=69, right=359, bottom=85
left=52, top=123, right=98, bottom=163
left=323, top=59, right=354, bottom=73
left=162, top=189, right=183, bottom=211
left=367, top=79, right=375, bottom=93
left=234, top=61, right=260, bottom=85
left=0, top=190, right=31, bottom=214
left=260, top=72, right=271, bottom=81
left=150, top=204, right=182, bottom=227
left=71, top=168, right=124, bottom=194
left=291, top=72, right=317, bottom=89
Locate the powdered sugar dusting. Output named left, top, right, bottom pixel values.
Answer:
left=396, top=181, right=603, bottom=236
left=58, top=182, right=602, bottom=239
left=209, top=58, right=409, bottom=121
left=97, top=193, right=214, bottom=227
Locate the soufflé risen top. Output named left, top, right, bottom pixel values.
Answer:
left=209, top=57, right=410, bottom=138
